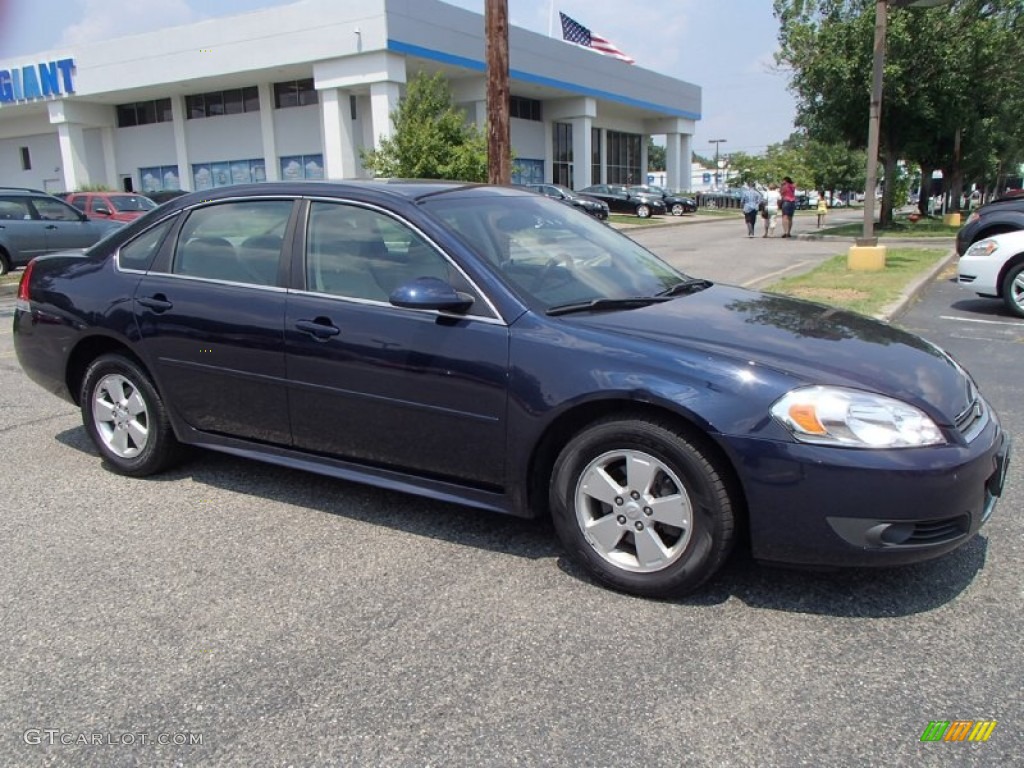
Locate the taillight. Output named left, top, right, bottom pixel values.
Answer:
left=17, top=259, right=35, bottom=302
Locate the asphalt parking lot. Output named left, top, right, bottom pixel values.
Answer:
left=0, top=238, right=1020, bottom=766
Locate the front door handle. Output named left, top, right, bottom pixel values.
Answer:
left=137, top=294, right=173, bottom=312
left=295, top=318, right=341, bottom=340
left=45, top=224, right=58, bottom=230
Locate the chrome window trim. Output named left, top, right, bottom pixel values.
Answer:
left=301, top=195, right=506, bottom=323
left=287, top=287, right=507, bottom=327
left=129, top=271, right=290, bottom=292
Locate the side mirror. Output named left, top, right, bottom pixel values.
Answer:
left=94, top=206, right=112, bottom=216
left=389, top=277, right=473, bottom=313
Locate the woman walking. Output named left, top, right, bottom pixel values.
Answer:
left=740, top=183, right=762, bottom=238
left=762, top=182, right=781, bottom=237
left=780, top=176, right=797, bottom=238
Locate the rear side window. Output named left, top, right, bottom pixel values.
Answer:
left=68, top=196, right=87, bottom=212
left=173, top=200, right=293, bottom=286
left=118, top=218, right=176, bottom=272
left=0, top=197, right=32, bottom=220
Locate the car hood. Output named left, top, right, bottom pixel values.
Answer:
left=571, top=284, right=973, bottom=424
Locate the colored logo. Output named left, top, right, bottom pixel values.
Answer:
left=920, top=720, right=997, bottom=742
left=0, top=59, right=76, bottom=104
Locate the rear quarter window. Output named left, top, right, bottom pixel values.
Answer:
left=118, top=218, right=176, bottom=272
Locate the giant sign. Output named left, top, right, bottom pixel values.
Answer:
left=0, top=58, right=75, bottom=104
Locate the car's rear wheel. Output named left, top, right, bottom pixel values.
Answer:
left=550, top=417, right=735, bottom=598
left=1001, top=263, right=1024, bottom=318
left=81, top=354, right=183, bottom=477
left=0, top=250, right=10, bottom=276
left=670, top=203, right=684, bottom=216
left=636, top=204, right=651, bottom=219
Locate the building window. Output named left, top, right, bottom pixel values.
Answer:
left=552, top=122, right=573, bottom=189
left=192, top=158, right=267, bottom=190
left=606, top=130, right=642, bottom=185
left=511, top=158, right=544, bottom=185
left=510, top=96, right=541, bottom=121
left=280, top=154, right=324, bottom=180
left=20, top=146, right=31, bottom=171
left=273, top=79, right=318, bottom=109
left=185, top=87, right=259, bottom=119
left=140, top=165, right=182, bottom=193
left=116, top=98, right=173, bottom=128
left=591, top=128, right=602, bottom=185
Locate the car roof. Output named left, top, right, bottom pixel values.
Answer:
left=157, top=179, right=531, bottom=212
left=0, top=187, right=51, bottom=196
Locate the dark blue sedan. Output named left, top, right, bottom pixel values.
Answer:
left=13, top=181, right=1010, bottom=598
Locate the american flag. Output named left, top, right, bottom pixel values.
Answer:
left=559, top=12, right=635, bottom=65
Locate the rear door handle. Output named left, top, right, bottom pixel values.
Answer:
left=295, top=318, right=340, bottom=339
left=45, top=224, right=58, bottom=230
left=137, top=295, right=173, bottom=312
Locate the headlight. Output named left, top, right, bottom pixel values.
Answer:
left=770, top=386, right=945, bottom=448
left=965, top=239, right=999, bottom=257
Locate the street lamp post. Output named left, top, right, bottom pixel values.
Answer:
left=709, top=138, right=726, bottom=190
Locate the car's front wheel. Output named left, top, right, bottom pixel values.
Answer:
left=636, top=204, right=651, bottom=219
left=81, top=354, right=183, bottom=477
left=550, top=417, right=736, bottom=598
left=670, top=203, right=684, bottom=216
left=1002, top=262, right=1024, bottom=318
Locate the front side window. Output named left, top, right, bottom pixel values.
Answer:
left=305, top=202, right=453, bottom=303
left=173, top=200, right=293, bottom=286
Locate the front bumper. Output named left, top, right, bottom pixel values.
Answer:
left=722, top=416, right=1010, bottom=567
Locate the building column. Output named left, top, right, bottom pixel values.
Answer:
left=680, top=133, right=692, bottom=191
left=258, top=83, right=279, bottom=181
left=665, top=133, right=681, bottom=191
left=55, top=122, right=88, bottom=191
left=369, top=81, right=401, bottom=148
left=571, top=116, right=593, bottom=189
left=100, top=126, right=118, bottom=189
left=321, top=87, right=355, bottom=178
left=170, top=95, right=191, bottom=190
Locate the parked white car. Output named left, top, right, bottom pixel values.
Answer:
left=958, top=230, right=1024, bottom=317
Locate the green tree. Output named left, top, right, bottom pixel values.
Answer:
left=647, top=138, right=666, bottom=171
left=773, top=0, right=1024, bottom=222
left=361, top=72, right=489, bottom=181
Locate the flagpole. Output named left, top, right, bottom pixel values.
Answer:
left=548, top=0, right=555, bottom=37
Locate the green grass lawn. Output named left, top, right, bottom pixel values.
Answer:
left=764, top=246, right=950, bottom=317
left=817, top=214, right=960, bottom=238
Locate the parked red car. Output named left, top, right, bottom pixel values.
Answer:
left=66, top=192, right=157, bottom=223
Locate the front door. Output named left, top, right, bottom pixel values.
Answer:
left=284, top=201, right=509, bottom=487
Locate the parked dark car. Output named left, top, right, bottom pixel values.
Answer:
left=66, top=191, right=158, bottom=223
left=956, top=195, right=1024, bottom=255
left=0, top=187, right=122, bottom=275
left=13, top=181, right=1010, bottom=598
left=521, top=183, right=609, bottom=220
left=628, top=185, right=696, bottom=216
left=577, top=184, right=666, bottom=218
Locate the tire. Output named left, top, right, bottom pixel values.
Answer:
left=80, top=354, right=184, bottom=477
left=1001, top=262, right=1024, bottom=318
left=636, top=204, right=651, bottom=219
left=550, top=416, right=735, bottom=598
left=670, top=203, right=684, bottom=216
left=0, top=250, right=10, bottom=277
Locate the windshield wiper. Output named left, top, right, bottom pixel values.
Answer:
left=657, top=278, right=713, bottom=297
left=546, top=296, right=670, bottom=317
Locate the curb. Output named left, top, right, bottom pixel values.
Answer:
left=876, top=248, right=958, bottom=323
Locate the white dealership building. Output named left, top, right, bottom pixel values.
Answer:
left=0, top=0, right=701, bottom=195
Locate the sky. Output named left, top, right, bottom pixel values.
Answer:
left=0, top=0, right=799, bottom=159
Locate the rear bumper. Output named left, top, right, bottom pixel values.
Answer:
left=722, top=417, right=1009, bottom=567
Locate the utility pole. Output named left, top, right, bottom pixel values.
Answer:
left=486, top=0, right=510, bottom=185
left=709, top=138, right=727, bottom=189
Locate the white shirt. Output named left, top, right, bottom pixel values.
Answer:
left=763, top=189, right=781, bottom=213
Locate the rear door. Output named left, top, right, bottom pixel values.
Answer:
left=133, top=198, right=297, bottom=444
left=283, top=200, right=510, bottom=487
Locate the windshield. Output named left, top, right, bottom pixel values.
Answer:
left=111, top=195, right=158, bottom=212
left=421, top=193, right=688, bottom=311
